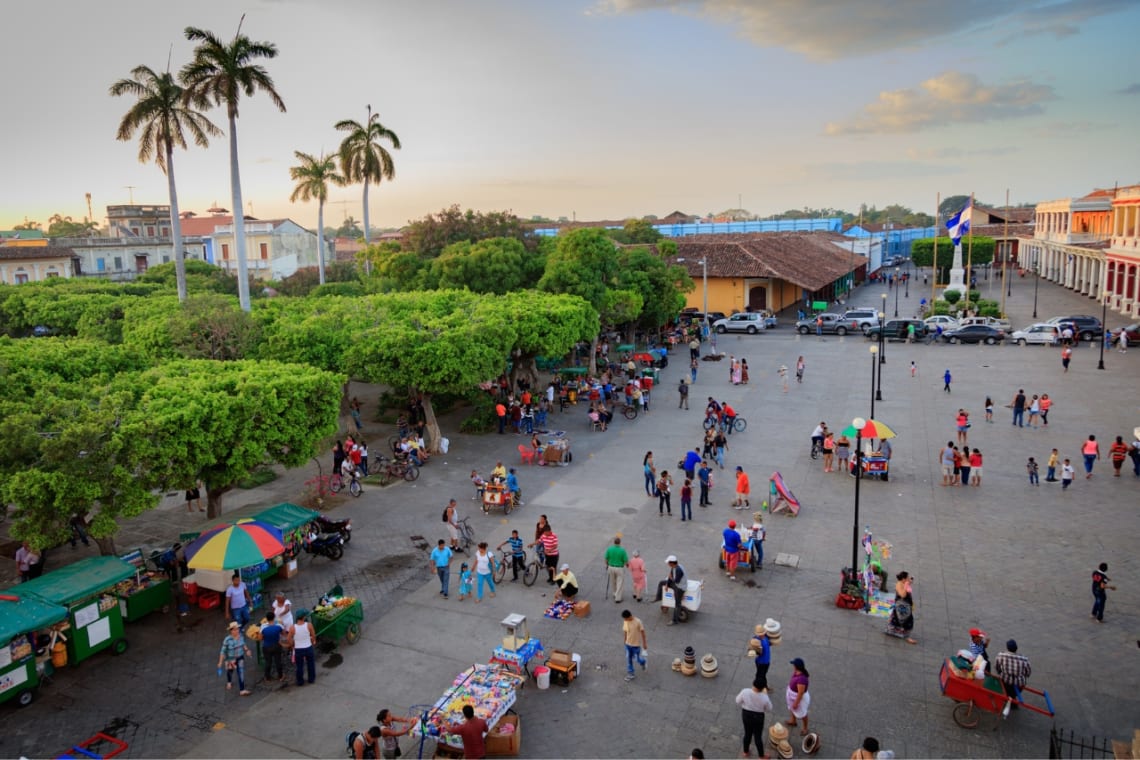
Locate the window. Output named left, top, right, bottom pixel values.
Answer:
left=131, top=227, right=140, bottom=237
left=46, top=271, right=59, bottom=278
left=15, top=272, right=28, bottom=284
left=114, top=256, right=123, bottom=270
left=146, top=225, right=155, bottom=236
left=221, top=243, right=230, bottom=259
left=162, top=255, right=169, bottom=263
left=96, top=258, right=106, bottom=272
left=259, top=242, right=268, bottom=259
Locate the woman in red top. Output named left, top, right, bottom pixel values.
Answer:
left=1039, top=394, right=1052, bottom=426
left=952, top=447, right=963, bottom=485
left=1109, top=436, right=1130, bottom=476
left=968, top=449, right=983, bottom=486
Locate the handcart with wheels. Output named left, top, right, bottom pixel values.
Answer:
left=938, top=657, right=1053, bottom=729
left=0, top=593, right=68, bottom=707
left=482, top=482, right=515, bottom=515
left=311, top=584, right=363, bottom=647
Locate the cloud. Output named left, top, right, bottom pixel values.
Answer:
left=592, top=0, right=1130, bottom=59
left=824, top=72, right=1054, bottom=135
left=810, top=160, right=961, bottom=182
left=1120, top=83, right=1140, bottom=95
left=1029, top=120, right=1110, bottom=138
left=905, top=146, right=1019, bottom=160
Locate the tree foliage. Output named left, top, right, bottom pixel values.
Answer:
left=46, top=214, right=99, bottom=238
left=138, top=259, right=239, bottom=295
left=402, top=205, right=539, bottom=259
left=335, top=105, right=400, bottom=244
left=426, top=237, right=546, bottom=294
left=617, top=245, right=691, bottom=330
left=607, top=218, right=662, bottom=244
left=911, top=237, right=995, bottom=279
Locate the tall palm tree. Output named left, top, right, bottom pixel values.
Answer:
left=288, top=151, right=344, bottom=285
left=110, top=64, right=220, bottom=302
left=181, top=17, right=286, bottom=311
left=335, top=104, right=401, bottom=247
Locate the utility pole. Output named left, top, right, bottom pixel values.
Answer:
left=124, top=186, right=136, bottom=204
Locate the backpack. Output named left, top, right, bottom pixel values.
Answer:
left=442, top=508, right=450, bottom=523
left=346, top=730, right=376, bottom=760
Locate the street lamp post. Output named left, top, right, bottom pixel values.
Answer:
left=850, top=416, right=866, bottom=577
left=894, top=267, right=900, bottom=317
left=879, top=294, right=887, bottom=363
left=1032, top=251, right=1040, bottom=319
left=1098, top=290, right=1108, bottom=370
left=904, top=261, right=909, bottom=299
left=869, top=346, right=878, bottom=417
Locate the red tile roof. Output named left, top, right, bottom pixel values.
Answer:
left=0, top=246, right=75, bottom=261
left=672, top=232, right=863, bottom=291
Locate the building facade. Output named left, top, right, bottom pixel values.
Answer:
left=1106, top=185, right=1140, bottom=319
left=0, top=246, right=76, bottom=284
left=1017, top=189, right=1114, bottom=309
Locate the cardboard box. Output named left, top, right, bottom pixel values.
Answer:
left=278, top=559, right=299, bottom=579
left=572, top=600, right=591, bottom=617
left=548, top=649, right=573, bottom=667
left=485, top=713, right=520, bottom=757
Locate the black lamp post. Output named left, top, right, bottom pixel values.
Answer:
left=878, top=307, right=886, bottom=366
left=1006, top=251, right=1012, bottom=297
left=1032, top=252, right=1040, bottom=319
left=904, top=261, right=909, bottom=298
left=894, top=267, right=900, bottom=317
left=1098, top=291, right=1107, bottom=370
left=850, top=416, right=866, bottom=577
left=870, top=346, right=878, bottom=413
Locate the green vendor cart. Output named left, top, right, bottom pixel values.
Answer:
left=0, top=593, right=67, bottom=707
left=253, top=502, right=319, bottom=560
left=13, top=556, right=136, bottom=665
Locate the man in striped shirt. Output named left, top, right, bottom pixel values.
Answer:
left=529, top=526, right=560, bottom=585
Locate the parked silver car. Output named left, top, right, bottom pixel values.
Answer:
left=1010, top=324, right=1060, bottom=346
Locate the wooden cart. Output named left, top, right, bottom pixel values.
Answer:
left=939, top=657, right=1053, bottom=729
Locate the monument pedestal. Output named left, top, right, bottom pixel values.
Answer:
left=942, top=244, right=967, bottom=299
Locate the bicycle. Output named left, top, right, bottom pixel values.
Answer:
left=619, top=401, right=638, bottom=420
left=455, top=516, right=475, bottom=553
left=522, top=546, right=544, bottom=586
left=703, top=414, right=747, bottom=433
left=493, top=548, right=537, bottom=584
left=328, top=470, right=363, bottom=497
left=372, top=455, right=420, bottom=486
left=810, top=438, right=822, bottom=460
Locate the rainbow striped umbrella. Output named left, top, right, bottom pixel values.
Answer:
left=840, top=418, right=897, bottom=440
left=184, top=519, right=285, bottom=571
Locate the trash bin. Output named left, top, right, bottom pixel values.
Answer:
left=534, top=665, right=550, bottom=690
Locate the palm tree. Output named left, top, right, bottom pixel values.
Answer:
left=110, top=65, right=220, bottom=302
left=181, top=17, right=286, bottom=311
left=288, top=151, right=344, bottom=285
left=335, top=104, right=401, bottom=247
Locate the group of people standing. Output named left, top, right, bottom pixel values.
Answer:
left=217, top=587, right=314, bottom=695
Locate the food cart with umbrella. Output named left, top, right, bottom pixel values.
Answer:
left=181, top=520, right=285, bottom=612
left=841, top=418, right=896, bottom=481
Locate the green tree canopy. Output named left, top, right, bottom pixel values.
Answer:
left=426, top=237, right=546, bottom=294
left=402, top=206, right=539, bottom=259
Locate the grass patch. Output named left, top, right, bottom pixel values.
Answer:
left=236, top=468, right=278, bottom=489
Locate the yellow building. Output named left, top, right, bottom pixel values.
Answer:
left=1018, top=190, right=1112, bottom=300
left=673, top=232, right=865, bottom=315
left=0, top=246, right=76, bottom=284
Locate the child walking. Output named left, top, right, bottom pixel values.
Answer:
left=457, top=563, right=473, bottom=601
left=1026, top=457, right=1039, bottom=486
left=1061, top=459, right=1075, bottom=489
left=1046, top=449, right=1059, bottom=482
left=680, top=478, right=693, bottom=522
left=984, top=396, right=994, bottom=423
left=910, top=361, right=917, bottom=378
left=943, top=369, right=952, bottom=393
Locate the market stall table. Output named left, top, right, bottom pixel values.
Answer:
left=490, top=638, right=544, bottom=679
left=10, top=556, right=136, bottom=665
left=412, top=664, right=524, bottom=757
left=0, top=593, right=68, bottom=706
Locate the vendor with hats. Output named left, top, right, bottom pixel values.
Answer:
left=653, top=555, right=686, bottom=625
left=750, top=624, right=772, bottom=689
left=553, top=564, right=579, bottom=600
left=723, top=520, right=743, bottom=580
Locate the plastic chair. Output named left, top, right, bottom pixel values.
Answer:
left=518, top=445, right=536, bottom=466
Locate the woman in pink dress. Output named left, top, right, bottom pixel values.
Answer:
left=628, top=549, right=647, bottom=602
left=732, top=360, right=743, bottom=385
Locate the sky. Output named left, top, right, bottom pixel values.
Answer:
left=3, top=0, right=1139, bottom=231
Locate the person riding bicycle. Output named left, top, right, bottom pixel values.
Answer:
left=811, top=422, right=828, bottom=452
left=705, top=397, right=722, bottom=421
left=496, top=529, right=527, bottom=582
left=722, top=402, right=737, bottom=434
left=341, top=456, right=361, bottom=482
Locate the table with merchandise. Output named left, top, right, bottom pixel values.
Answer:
left=412, top=664, right=523, bottom=754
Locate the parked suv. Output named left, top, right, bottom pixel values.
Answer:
left=795, top=313, right=860, bottom=335
left=866, top=319, right=927, bottom=342
left=1051, top=315, right=1103, bottom=342
left=958, top=315, right=1012, bottom=331
left=843, top=309, right=881, bottom=334
left=713, top=312, right=768, bottom=334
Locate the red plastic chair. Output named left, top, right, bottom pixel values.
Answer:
left=518, top=444, right=536, bottom=465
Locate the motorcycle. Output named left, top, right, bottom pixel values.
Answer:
left=303, top=531, right=344, bottom=561
left=311, top=515, right=351, bottom=544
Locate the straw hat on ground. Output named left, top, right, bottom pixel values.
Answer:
left=768, top=721, right=789, bottom=743
left=802, top=732, right=822, bottom=755
left=776, top=738, right=794, bottom=758
left=699, top=654, right=718, bottom=677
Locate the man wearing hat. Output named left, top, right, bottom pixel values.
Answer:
left=966, top=628, right=991, bottom=673
left=750, top=625, right=772, bottom=689
left=553, top=563, right=579, bottom=600
left=653, top=555, right=686, bottom=625
left=994, top=640, right=1032, bottom=707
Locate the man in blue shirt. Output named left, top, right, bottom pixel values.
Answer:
left=723, top=520, right=743, bottom=580
left=430, top=539, right=453, bottom=598
left=260, top=611, right=286, bottom=682
left=506, top=468, right=523, bottom=506
left=496, top=530, right=526, bottom=582
left=698, top=461, right=713, bottom=507
left=683, top=447, right=702, bottom=481
left=750, top=625, right=772, bottom=689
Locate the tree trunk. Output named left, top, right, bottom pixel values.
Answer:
left=317, top=198, right=327, bottom=285
left=167, top=142, right=187, bottom=303
left=93, top=536, right=118, bottom=557
left=229, top=111, right=251, bottom=312
left=338, top=381, right=354, bottom=435
left=418, top=389, right=444, bottom=454
left=205, top=485, right=232, bottom=520
left=588, top=334, right=599, bottom=376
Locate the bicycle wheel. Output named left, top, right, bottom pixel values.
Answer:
left=403, top=465, right=420, bottom=482
left=734, top=417, right=747, bottom=432
left=810, top=445, right=820, bottom=460
left=329, top=474, right=343, bottom=493
left=461, top=525, right=475, bottom=551
left=348, top=479, right=362, bottom=498
left=702, top=417, right=715, bottom=431
left=494, top=555, right=507, bottom=583
left=623, top=405, right=637, bottom=420
left=523, top=559, right=539, bottom=586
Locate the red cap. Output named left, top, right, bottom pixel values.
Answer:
left=969, top=627, right=986, bottom=638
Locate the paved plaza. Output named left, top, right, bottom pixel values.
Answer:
left=2, top=274, right=1137, bottom=759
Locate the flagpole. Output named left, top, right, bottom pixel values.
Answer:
left=966, top=192, right=975, bottom=312
left=1000, top=188, right=1009, bottom=318
left=931, top=192, right=939, bottom=307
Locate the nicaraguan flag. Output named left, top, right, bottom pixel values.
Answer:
left=945, top=201, right=971, bottom=245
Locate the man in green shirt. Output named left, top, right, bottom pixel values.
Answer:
left=604, top=536, right=630, bottom=603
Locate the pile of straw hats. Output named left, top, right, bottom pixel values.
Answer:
left=680, top=646, right=697, bottom=676
left=699, top=653, right=718, bottom=678
left=768, top=722, right=793, bottom=758
left=763, top=618, right=782, bottom=644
